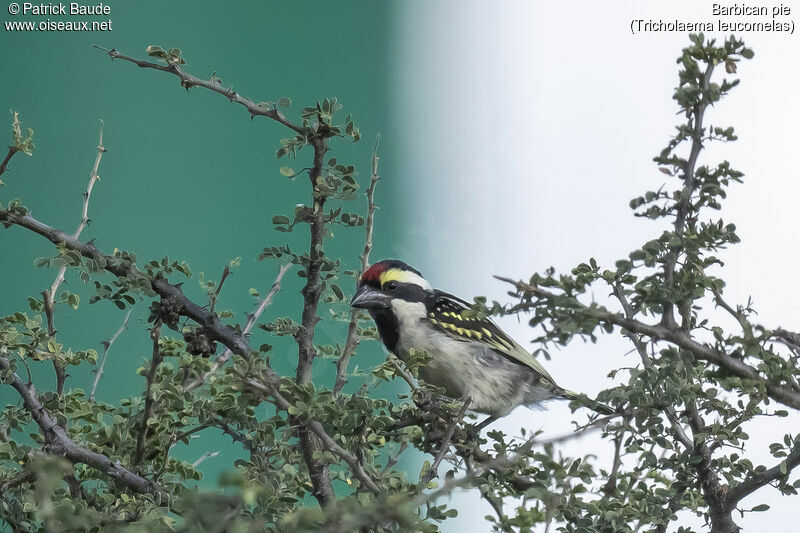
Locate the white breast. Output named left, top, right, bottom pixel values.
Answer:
left=389, top=299, right=531, bottom=416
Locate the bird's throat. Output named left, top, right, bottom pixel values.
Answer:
left=370, top=308, right=400, bottom=354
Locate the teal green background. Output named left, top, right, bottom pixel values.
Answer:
left=1, top=1, right=402, bottom=488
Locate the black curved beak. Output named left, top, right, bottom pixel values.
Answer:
left=350, top=285, right=391, bottom=309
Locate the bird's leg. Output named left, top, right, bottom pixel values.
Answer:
left=471, top=415, right=498, bottom=435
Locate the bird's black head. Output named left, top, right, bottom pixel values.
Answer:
left=349, top=259, right=431, bottom=309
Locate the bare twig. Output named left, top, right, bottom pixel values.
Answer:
left=421, top=397, right=471, bottom=485
left=90, top=309, right=132, bottom=401
left=334, top=135, right=380, bottom=396
left=603, top=433, right=624, bottom=494
left=192, top=450, right=220, bottom=468
left=481, top=491, right=510, bottom=532
left=209, top=264, right=231, bottom=313
left=381, top=441, right=408, bottom=475
left=387, top=355, right=417, bottom=391
left=185, top=263, right=291, bottom=392
left=44, top=121, right=106, bottom=394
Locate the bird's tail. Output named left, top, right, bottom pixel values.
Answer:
left=557, top=389, right=614, bottom=415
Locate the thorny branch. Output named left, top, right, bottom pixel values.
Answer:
left=93, top=47, right=305, bottom=134
left=93, top=44, right=366, bottom=508
left=44, top=121, right=106, bottom=394
left=421, top=397, right=471, bottom=485
left=334, top=135, right=380, bottom=397
left=727, top=441, right=800, bottom=505
left=90, top=308, right=132, bottom=401
left=0, top=208, right=376, bottom=503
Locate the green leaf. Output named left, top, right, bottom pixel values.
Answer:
left=280, top=167, right=295, bottom=177
left=272, top=215, right=290, bottom=225
left=751, top=504, right=770, bottom=512
left=145, top=45, right=167, bottom=58
left=331, top=285, right=344, bottom=301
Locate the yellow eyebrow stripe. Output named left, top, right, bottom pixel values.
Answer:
left=379, top=269, right=415, bottom=286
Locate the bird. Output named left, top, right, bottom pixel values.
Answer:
left=350, top=259, right=609, bottom=427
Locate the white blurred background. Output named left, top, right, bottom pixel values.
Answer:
left=391, top=1, right=800, bottom=530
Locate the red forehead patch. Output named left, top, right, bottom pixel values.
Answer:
left=360, top=259, right=422, bottom=286
left=361, top=261, right=390, bottom=284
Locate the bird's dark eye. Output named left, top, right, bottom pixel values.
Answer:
left=385, top=281, right=398, bottom=292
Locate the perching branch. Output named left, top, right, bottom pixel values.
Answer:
left=90, top=308, right=132, bottom=401
left=420, top=397, right=471, bottom=485
left=334, top=135, right=380, bottom=396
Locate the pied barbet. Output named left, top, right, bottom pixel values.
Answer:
left=350, top=259, right=608, bottom=423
